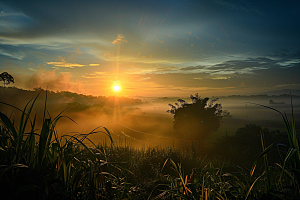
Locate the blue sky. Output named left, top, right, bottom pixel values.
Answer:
left=0, top=0, right=300, bottom=97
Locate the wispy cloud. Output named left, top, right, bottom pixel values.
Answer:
left=180, top=66, right=206, bottom=71
left=82, top=71, right=110, bottom=79
left=89, top=64, right=99, bottom=66
left=29, top=68, right=37, bottom=71
left=0, top=4, right=33, bottom=33
left=154, top=66, right=178, bottom=73
left=46, top=59, right=86, bottom=68
left=112, top=34, right=128, bottom=45
left=0, top=49, right=25, bottom=60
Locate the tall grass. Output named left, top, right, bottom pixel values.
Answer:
left=245, top=97, right=300, bottom=199
left=1, top=93, right=299, bottom=199
left=0, top=94, right=124, bottom=199
left=148, top=98, right=300, bottom=200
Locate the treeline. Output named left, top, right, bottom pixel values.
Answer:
left=0, top=86, right=143, bottom=107
left=0, top=87, right=145, bottom=131
left=0, top=86, right=144, bottom=116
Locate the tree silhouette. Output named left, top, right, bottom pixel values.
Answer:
left=167, top=93, right=224, bottom=141
left=0, top=72, right=14, bottom=88
left=215, top=124, right=288, bottom=165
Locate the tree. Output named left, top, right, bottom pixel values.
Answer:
left=215, top=124, right=288, bottom=165
left=167, top=93, right=224, bottom=141
left=0, top=72, right=14, bottom=88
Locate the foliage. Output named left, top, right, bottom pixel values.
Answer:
left=155, top=100, right=300, bottom=200
left=0, top=93, right=124, bottom=199
left=247, top=99, right=300, bottom=199
left=0, top=72, right=14, bottom=87
left=216, top=124, right=288, bottom=166
left=167, top=93, right=224, bottom=141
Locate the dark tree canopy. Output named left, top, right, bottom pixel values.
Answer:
left=167, top=94, right=224, bottom=141
left=215, top=124, right=288, bottom=166
left=0, top=72, right=14, bottom=87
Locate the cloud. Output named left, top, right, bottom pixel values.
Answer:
left=112, top=34, right=128, bottom=45
left=24, top=70, right=82, bottom=92
left=0, top=3, right=33, bottom=33
left=126, top=55, right=300, bottom=94
left=82, top=71, right=109, bottom=79
left=29, top=68, right=37, bottom=72
left=176, top=57, right=286, bottom=75
left=103, top=53, right=113, bottom=57
left=46, top=58, right=86, bottom=68
left=139, top=63, right=300, bottom=93
left=180, top=66, right=206, bottom=71
left=0, top=49, right=25, bottom=60
left=154, top=66, right=177, bottom=73
left=277, top=59, right=300, bottom=67
left=89, top=64, right=99, bottom=66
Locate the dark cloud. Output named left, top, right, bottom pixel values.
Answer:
left=154, top=66, right=177, bottom=73
left=1, top=0, right=299, bottom=48
left=143, top=56, right=300, bottom=92
left=201, top=57, right=299, bottom=74
left=179, top=66, right=206, bottom=71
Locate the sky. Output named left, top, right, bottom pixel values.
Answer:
left=0, top=0, right=300, bottom=97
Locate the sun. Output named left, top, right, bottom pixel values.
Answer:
left=113, top=85, right=121, bottom=92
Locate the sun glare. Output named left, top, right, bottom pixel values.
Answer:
left=113, top=85, right=121, bottom=92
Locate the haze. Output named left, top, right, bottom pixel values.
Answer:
left=1, top=87, right=299, bottom=149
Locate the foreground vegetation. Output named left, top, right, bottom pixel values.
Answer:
left=0, top=94, right=299, bottom=199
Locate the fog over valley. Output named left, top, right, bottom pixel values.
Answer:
left=1, top=87, right=299, bottom=149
